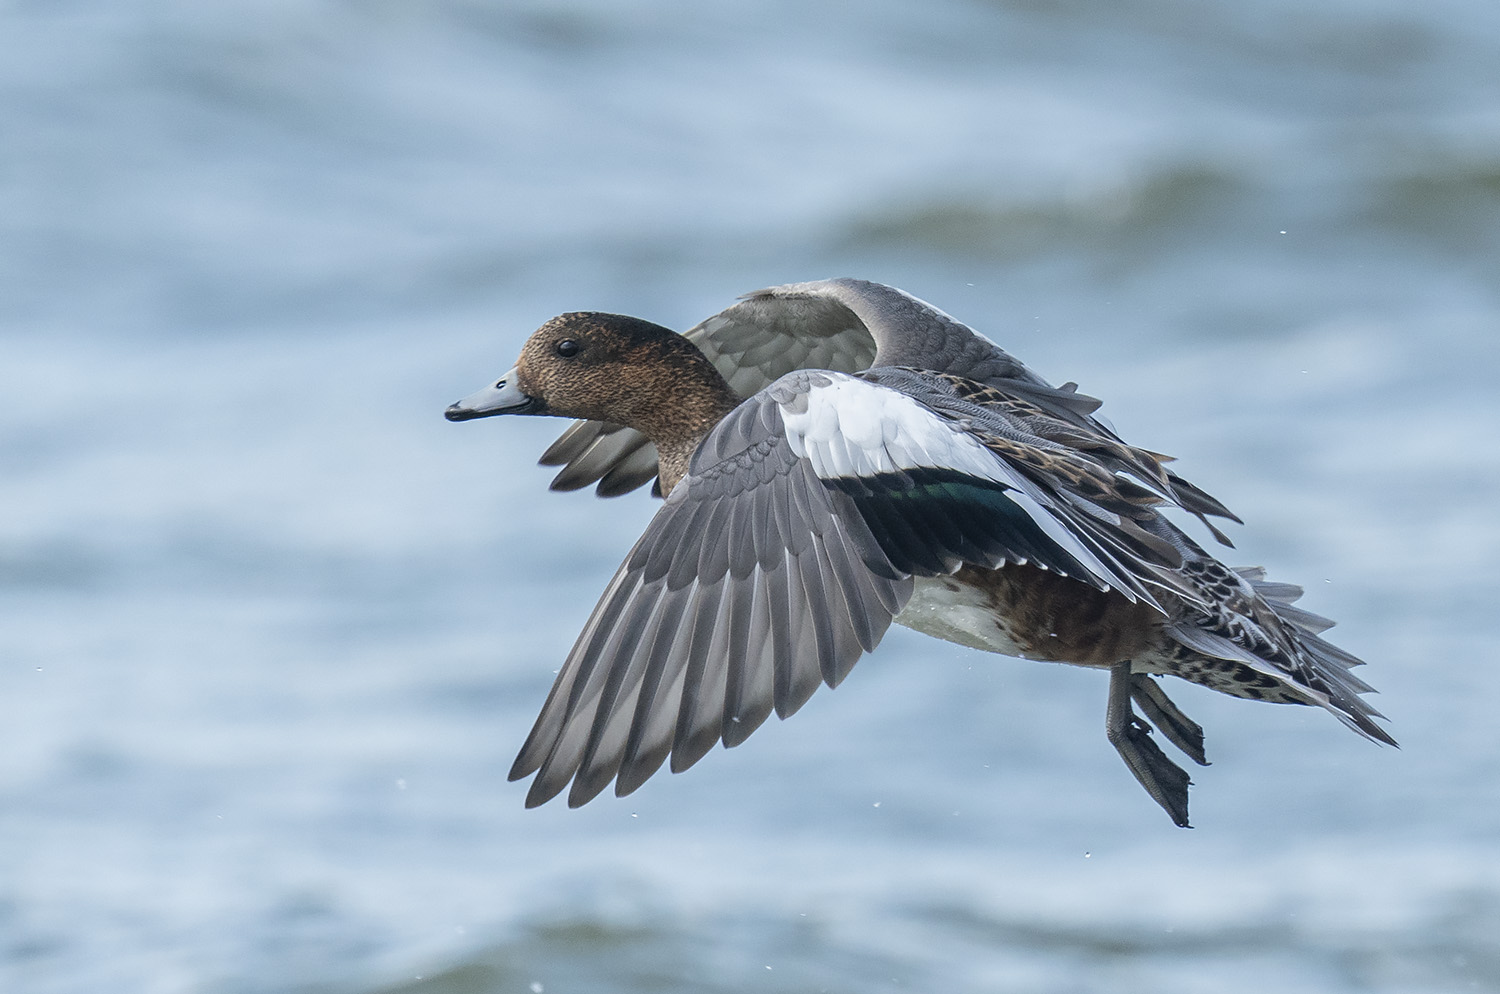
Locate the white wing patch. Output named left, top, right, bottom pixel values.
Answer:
left=777, top=372, right=1127, bottom=594
left=780, top=373, right=1013, bottom=483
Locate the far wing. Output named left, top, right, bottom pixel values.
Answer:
left=539, top=292, right=877, bottom=496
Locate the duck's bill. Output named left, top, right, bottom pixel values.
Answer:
left=445, top=366, right=542, bottom=421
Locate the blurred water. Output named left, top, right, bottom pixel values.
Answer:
left=3, top=1, right=1499, bottom=992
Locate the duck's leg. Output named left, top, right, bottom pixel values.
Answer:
left=1106, top=662, right=1193, bottom=828
left=1130, top=674, right=1208, bottom=768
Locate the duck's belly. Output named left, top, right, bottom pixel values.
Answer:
left=896, top=574, right=1032, bottom=656
left=893, top=564, right=1160, bottom=668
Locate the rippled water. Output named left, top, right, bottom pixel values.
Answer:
left=4, top=1, right=1499, bottom=992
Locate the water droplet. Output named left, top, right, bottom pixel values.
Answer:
left=872, top=801, right=881, bottom=808
left=396, top=778, right=407, bottom=790
left=531, top=983, right=546, bottom=994
left=1279, top=230, right=1287, bottom=234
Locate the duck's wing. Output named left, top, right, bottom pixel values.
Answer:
left=539, top=292, right=878, bottom=496
left=510, top=370, right=1155, bottom=808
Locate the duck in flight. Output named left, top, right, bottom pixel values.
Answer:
left=445, top=278, right=1393, bottom=827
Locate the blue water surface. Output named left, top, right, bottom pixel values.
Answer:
left=3, top=1, right=1499, bottom=992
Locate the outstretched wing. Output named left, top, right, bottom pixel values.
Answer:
left=512, top=381, right=905, bottom=808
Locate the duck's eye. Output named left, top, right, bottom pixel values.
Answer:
left=554, top=339, right=580, bottom=358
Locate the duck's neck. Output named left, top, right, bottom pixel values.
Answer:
left=645, top=371, right=740, bottom=494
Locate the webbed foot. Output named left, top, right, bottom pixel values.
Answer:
left=1130, top=673, right=1208, bottom=768
left=1108, top=663, right=1193, bottom=827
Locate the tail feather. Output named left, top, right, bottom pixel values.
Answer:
left=1167, top=560, right=1396, bottom=748
left=1265, top=601, right=1337, bottom=635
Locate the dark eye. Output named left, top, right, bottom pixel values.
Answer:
left=554, top=339, right=580, bottom=358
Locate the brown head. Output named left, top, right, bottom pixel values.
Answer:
left=445, top=312, right=741, bottom=492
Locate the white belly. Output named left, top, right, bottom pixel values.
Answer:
left=893, top=575, right=1029, bottom=658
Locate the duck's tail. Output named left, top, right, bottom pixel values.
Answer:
left=1156, top=561, right=1396, bottom=747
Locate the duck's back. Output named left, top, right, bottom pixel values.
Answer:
left=539, top=278, right=1110, bottom=497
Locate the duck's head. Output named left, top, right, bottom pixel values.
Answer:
left=445, top=311, right=738, bottom=446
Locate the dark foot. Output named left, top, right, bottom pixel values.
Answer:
left=1131, top=674, right=1209, bottom=767
left=1107, top=664, right=1193, bottom=828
